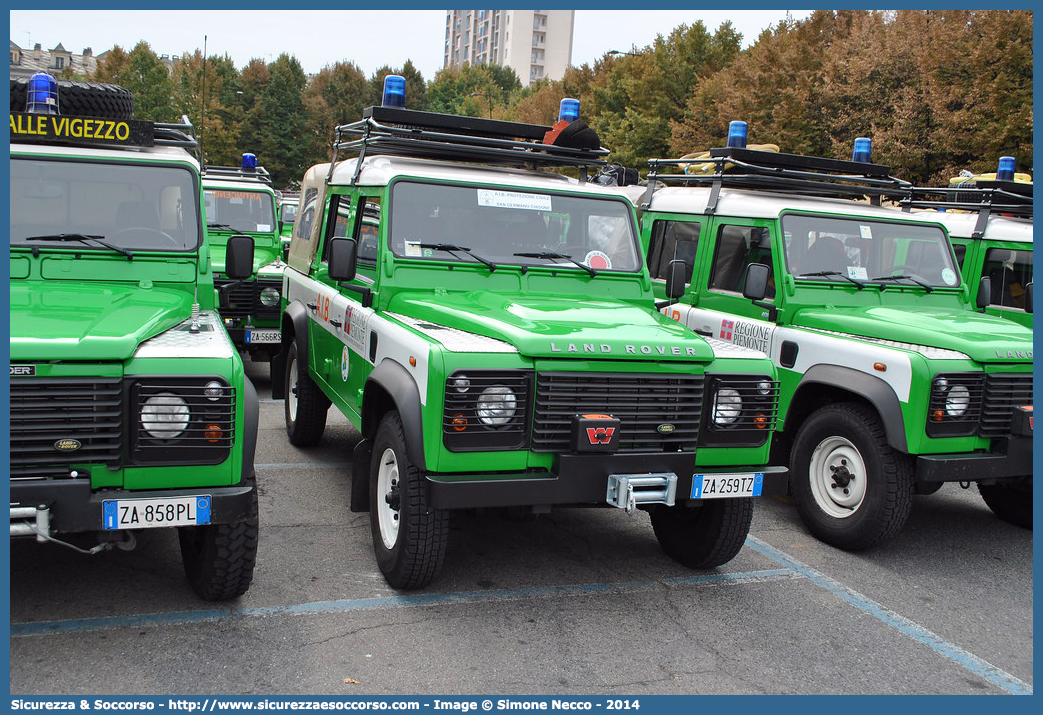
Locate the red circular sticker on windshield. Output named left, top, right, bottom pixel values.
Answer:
left=584, top=250, right=611, bottom=270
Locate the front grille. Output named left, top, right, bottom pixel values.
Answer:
left=533, top=372, right=704, bottom=452
left=981, top=373, right=1033, bottom=437
left=215, top=279, right=281, bottom=320
left=10, top=377, right=123, bottom=480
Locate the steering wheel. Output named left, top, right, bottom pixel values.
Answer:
left=112, top=227, right=182, bottom=247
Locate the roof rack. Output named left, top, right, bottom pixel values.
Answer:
left=642, top=147, right=912, bottom=214
left=202, top=163, right=272, bottom=184
left=900, top=183, right=1032, bottom=237
left=329, top=106, right=609, bottom=184
left=154, top=116, right=200, bottom=161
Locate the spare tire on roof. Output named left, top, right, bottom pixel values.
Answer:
left=10, top=77, right=135, bottom=120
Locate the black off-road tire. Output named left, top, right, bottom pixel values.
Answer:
left=650, top=498, right=753, bottom=569
left=978, top=479, right=1032, bottom=529
left=370, top=411, right=449, bottom=589
left=178, top=486, right=259, bottom=601
left=11, top=78, right=134, bottom=120
left=792, top=402, right=913, bottom=550
left=284, top=340, right=330, bottom=447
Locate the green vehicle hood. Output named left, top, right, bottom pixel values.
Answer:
left=391, top=292, right=715, bottom=362
left=207, top=232, right=280, bottom=275
left=10, top=282, right=192, bottom=361
left=796, top=305, right=1034, bottom=363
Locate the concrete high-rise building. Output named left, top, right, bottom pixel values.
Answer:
left=443, top=10, right=575, bottom=85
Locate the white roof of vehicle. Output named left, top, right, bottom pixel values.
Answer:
left=11, top=141, right=200, bottom=169
left=201, top=176, right=276, bottom=194
left=618, top=184, right=947, bottom=225
left=328, top=155, right=621, bottom=198
left=909, top=210, right=1033, bottom=243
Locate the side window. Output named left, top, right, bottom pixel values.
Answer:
left=320, top=194, right=349, bottom=264
left=355, top=197, right=381, bottom=266
left=293, top=187, right=318, bottom=243
left=952, top=243, right=967, bottom=270
left=709, top=225, right=775, bottom=299
left=647, top=220, right=699, bottom=282
left=983, top=248, right=1032, bottom=309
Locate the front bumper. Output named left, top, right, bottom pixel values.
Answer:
left=914, top=436, right=1032, bottom=483
left=10, top=478, right=256, bottom=537
left=424, top=452, right=788, bottom=510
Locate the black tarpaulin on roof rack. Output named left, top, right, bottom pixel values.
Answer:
left=328, top=106, right=610, bottom=184
left=643, top=147, right=911, bottom=214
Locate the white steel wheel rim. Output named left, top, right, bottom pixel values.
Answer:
left=808, top=435, right=867, bottom=519
left=287, top=355, right=299, bottom=422
left=376, top=447, right=401, bottom=550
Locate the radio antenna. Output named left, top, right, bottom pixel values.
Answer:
left=200, top=34, right=207, bottom=163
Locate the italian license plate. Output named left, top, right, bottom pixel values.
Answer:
left=691, top=473, right=764, bottom=499
left=102, top=496, right=212, bottom=530
left=245, top=329, right=280, bottom=344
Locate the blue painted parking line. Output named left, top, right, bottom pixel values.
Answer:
left=745, top=535, right=1032, bottom=695
left=10, top=568, right=796, bottom=638
left=255, top=462, right=352, bottom=469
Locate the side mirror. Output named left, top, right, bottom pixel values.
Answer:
left=976, top=276, right=992, bottom=310
left=664, top=259, right=689, bottom=300
left=225, top=234, right=255, bottom=280
left=1024, top=282, right=1032, bottom=314
left=328, top=237, right=358, bottom=283
left=742, top=263, right=770, bottom=302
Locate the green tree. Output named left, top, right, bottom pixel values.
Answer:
left=113, top=41, right=177, bottom=122
left=425, top=63, right=521, bottom=117
left=172, top=51, right=243, bottom=167
left=255, top=54, right=310, bottom=188
left=303, top=61, right=369, bottom=160
left=93, top=45, right=131, bottom=87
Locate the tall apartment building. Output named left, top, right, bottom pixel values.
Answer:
left=443, top=10, right=575, bottom=85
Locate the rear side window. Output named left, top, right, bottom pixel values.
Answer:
left=983, top=247, right=1032, bottom=309
left=709, top=225, right=774, bottom=298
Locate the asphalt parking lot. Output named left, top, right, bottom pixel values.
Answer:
left=9, top=359, right=1033, bottom=696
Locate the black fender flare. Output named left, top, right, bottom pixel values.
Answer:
left=271, top=300, right=311, bottom=400
left=363, top=359, right=426, bottom=471
left=788, top=364, right=908, bottom=453
left=351, top=360, right=427, bottom=514
left=240, top=375, right=259, bottom=483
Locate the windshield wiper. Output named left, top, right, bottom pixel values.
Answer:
left=23, top=233, right=134, bottom=259
left=513, top=251, right=597, bottom=278
left=417, top=243, right=497, bottom=271
left=797, top=270, right=864, bottom=289
left=870, top=274, right=934, bottom=292
left=207, top=223, right=238, bottom=231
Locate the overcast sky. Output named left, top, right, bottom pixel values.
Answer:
left=10, top=9, right=812, bottom=81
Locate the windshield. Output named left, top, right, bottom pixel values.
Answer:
left=204, top=188, right=276, bottom=233
left=782, top=214, right=960, bottom=288
left=10, top=158, right=201, bottom=251
left=389, top=181, right=640, bottom=272
left=280, top=201, right=297, bottom=224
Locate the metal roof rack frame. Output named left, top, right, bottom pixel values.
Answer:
left=328, top=106, right=610, bottom=185
left=202, top=163, right=272, bottom=184
left=154, top=115, right=200, bottom=161
left=642, top=147, right=912, bottom=215
left=900, top=183, right=1032, bottom=238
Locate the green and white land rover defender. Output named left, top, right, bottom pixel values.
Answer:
left=625, top=131, right=1033, bottom=550
left=203, top=156, right=285, bottom=362
left=9, top=75, right=259, bottom=600
left=902, top=167, right=1033, bottom=328
left=271, top=88, right=787, bottom=589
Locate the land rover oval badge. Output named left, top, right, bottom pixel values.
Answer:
left=657, top=424, right=676, bottom=435
left=54, top=439, right=82, bottom=452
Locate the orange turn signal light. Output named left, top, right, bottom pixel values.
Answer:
left=452, top=414, right=468, bottom=432
left=205, top=424, right=223, bottom=443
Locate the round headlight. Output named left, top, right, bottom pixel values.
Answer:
left=452, top=376, right=471, bottom=393
left=259, top=286, right=281, bottom=307
left=945, top=384, right=970, bottom=417
left=713, top=388, right=742, bottom=426
left=203, top=380, right=224, bottom=401
left=141, top=393, right=190, bottom=439
left=476, top=386, right=517, bottom=426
